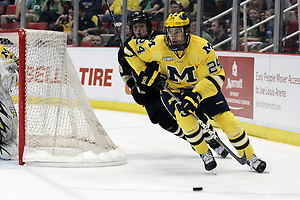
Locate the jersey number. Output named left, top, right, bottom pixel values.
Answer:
left=136, top=39, right=156, bottom=55
left=207, top=58, right=222, bottom=74
left=137, top=45, right=145, bottom=55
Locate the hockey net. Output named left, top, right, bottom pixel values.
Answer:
left=0, top=29, right=126, bottom=167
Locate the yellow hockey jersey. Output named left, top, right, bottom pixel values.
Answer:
left=124, top=34, right=225, bottom=100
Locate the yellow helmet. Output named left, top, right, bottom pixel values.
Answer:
left=164, top=12, right=190, bottom=52
left=165, top=12, right=190, bottom=28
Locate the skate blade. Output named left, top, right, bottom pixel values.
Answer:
left=210, top=168, right=217, bottom=175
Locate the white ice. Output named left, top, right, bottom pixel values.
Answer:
left=1, top=109, right=299, bottom=200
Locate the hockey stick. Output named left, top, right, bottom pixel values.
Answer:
left=104, top=0, right=124, bottom=49
left=104, top=0, right=145, bottom=94
left=163, top=85, right=247, bottom=165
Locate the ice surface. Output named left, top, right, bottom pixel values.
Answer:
left=0, top=109, right=299, bottom=200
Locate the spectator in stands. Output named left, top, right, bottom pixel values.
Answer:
left=70, top=3, right=102, bottom=44
left=125, top=24, right=132, bottom=40
left=79, top=0, right=102, bottom=15
left=189, top=18, right=214, bottom=45
left=151, top=0, right=189, bottom=17
left=104, top=22, right=122, bottom=47
left=138, top=0, right=164, bottom=21
left=92, top=34, right=104, bottom=46
left=265, top=0, right=296, bottom=20
left=38, top=0, right=64, bottom=27
left=101, top=0, right=140, bottom=23
left=0, top=0, right=10, bottom=13
left=256, top=7, right=274, bottom=51
left=246, top=6, right=265, bottom=42
left=240, top=6, right=266, bottom=51
left=53, top=7, right=74, bottom=41
left=262, top=8, right=274, bottom=44
left=210, top=18, right=230, bottom=50
left=171, top=0, right=190, bottom=11
left=248, top=0, right=268, bottom=12
left=7, top=0, right=44, bottom=23
left=188, top=0, right=216, bottom=18
left=170, top=0, right=184, bottom=13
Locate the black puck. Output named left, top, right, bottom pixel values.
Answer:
left=193, top=187, right=203, bottom=191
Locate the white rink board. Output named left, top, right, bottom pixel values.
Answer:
left=217, top=51, right=300, bottom=133
left=67, top=47, right=135, bottom=104
left=67, top=47, right=300, bottom=134
left=256, top=54, right=300, bottom=133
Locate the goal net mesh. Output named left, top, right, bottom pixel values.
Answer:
left=0, top=29, right=126, bottom=167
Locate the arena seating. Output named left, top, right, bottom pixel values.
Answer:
left=5, top=5, right=16, bottom=15
left=26, top=22, right=48, bottom=30
left=1, top=22, right=20, bottom=29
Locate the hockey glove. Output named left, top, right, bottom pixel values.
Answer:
left=137, top=70, right=167, bottom=90
left=177, top=90, right=202, bottom=117
left=131, top=83, right=149, bottom=106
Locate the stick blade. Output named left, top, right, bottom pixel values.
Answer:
left=239, top=151, right=247, bottom=165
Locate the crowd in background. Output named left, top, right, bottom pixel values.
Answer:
left=0, top=0, right=298, bottom=52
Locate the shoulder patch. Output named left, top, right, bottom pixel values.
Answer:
left=162, top=57, right=173, bottom=61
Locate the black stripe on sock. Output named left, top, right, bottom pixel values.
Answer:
left=186, top=128, right=205, bottom=146
left=235, top=139, right=250, bottom=150
left=229, top=131, right=246, bottom=143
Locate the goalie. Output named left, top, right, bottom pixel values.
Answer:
left=0, top=45, right=19, bottom=160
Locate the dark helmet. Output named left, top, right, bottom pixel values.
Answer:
left=129, top=11, right=152, bottom=38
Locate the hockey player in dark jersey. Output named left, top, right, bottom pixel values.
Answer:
left=118, top=11, right=229, bottom=160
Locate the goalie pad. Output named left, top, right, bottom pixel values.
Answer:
left=0, top=83, right=18, bottom=159
left=0, top=138, right=18, bottom=160
left=0, top=58, right=19, bottom=90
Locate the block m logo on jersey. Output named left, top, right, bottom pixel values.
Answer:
left=167, top=65, right=197, bottom=82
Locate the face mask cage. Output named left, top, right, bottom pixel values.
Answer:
left=165, top=27, right=190, bottom=51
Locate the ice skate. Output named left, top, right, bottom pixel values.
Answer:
left=206, top=137, right=229, bottom=158
left=200, top=149, right=217, bottom=171
left=247, top=154, right=266, bottom=173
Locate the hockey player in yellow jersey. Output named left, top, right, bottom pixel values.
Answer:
left=124, top=12, right=266, bottom=173
left=119, top=11, right=228, bottom=159
left=0, top=44, right=19, bottom=160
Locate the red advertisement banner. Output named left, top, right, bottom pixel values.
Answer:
left=219, top=56, right=254, bottom=119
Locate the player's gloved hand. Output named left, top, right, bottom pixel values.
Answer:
left=137, top=69, right=167, bottom=90
left=176, top=90, right=202, bottom=117
left=126, top=76, right=148, bottom=105
left=131, top=83, right=149, bottom=106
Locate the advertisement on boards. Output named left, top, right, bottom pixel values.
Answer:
left=67, top=47, right=135, bottom=104
left=253, top=54, right=300, bottom=133
left=219, top=56, right=254, bottom=119
left=67, top=48, right=300, bottom=133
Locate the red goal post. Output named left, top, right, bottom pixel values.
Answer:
left=0, top=29, right=126, bottom=167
